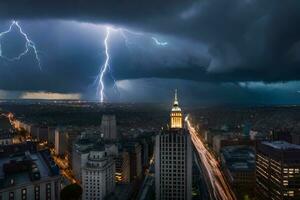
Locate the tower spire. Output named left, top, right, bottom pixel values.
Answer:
left=174, top=89, right=178, bottom=106
left=170, top=89, right=182, bottom=128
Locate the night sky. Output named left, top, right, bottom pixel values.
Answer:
left=0, top=0, right=300, bottom=105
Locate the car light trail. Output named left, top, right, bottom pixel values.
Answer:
left=186, top=115, right=236, bottom=200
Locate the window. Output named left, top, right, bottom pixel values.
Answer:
left=21, top=188, right=27, bottom=200
left=46, top=183, right=51, bottom=200
left=9, top=192, right=14, bottom=200
left=34, top=185, right=40, bottom=200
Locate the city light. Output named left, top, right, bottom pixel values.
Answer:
left=186, top=115, right=236, bottom=200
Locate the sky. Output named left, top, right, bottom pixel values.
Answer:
left=0, top=0, right=300, bottom=105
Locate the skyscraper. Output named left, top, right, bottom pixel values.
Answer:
left=101, top=115, right=117, bottom=140
left=256, top=141, right=300, bottom=199
left=115, top=149, right=130, bottom=184
left=155, top=90, right=192, bottom=200
left=123, top=142, right=142, bottom=181
left=54, top=128, right=67, bottom=156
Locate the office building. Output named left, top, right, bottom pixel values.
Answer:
left=256, top=141, right=300, bottom=199
left=221, top=146, right=255, bottom=199
left=115, top=149, right=130, bottom=184
left=55, top=128, right=78, bottom=161
left=155, top=90, right=192, bottom=200
left=54, top=128, right=67, bottom=156
left=82, top=143, right=115, bottom=200
left=123, top=142, right=142, bottom=181
left=47, top=127, right=56, bottom=146
left=101, top=115, right=117, bottom=140
left=72, top=135, right=94, bottom=182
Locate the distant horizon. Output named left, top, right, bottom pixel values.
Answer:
left=1, top=98, right=300, bottom=108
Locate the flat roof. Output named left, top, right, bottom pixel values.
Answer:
left=0, top=151, right=57, bottom=189
left=221, top=145, right=255, bottom=172
left=262, top=141, right=300, bottom=150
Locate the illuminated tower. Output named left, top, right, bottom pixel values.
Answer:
left=155, top=90, right=192, bottom=200
left=170, top=89, right=183, bottom=129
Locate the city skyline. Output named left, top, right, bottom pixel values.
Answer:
left=1, top=85, right=300, bottom=199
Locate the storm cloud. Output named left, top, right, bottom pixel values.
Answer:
left=0, top=0, right=300, bottom=104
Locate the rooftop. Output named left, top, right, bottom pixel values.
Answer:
left=262, top=141, right=300, bottom=150
left=0, top=148, right=59, bottom=189
left=221, top=145, right=255, bottom=172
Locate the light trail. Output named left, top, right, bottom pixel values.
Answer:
left=186, top=115, right=236, bottom=200
left=0, top=20, right=42, bottom=70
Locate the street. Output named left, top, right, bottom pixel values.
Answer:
left=186, top=116, right=236, bottom=200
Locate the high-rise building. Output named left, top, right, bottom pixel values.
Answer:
left=101, top=115, right=117, bottom=140
left=47, top=127, right=56, bottom=146
left=30, top=125, right=49, bottom=142
left=155, top=90, right=192, bottom=200
left=141, top=138, right=149, bottom=168
left=115, top=149, right=130, bottom=184
left=221, top=146, right=255, bottom=199
left=123, top=142, right=142, bottom=181
left=256, top=141, right=300, bottom=200
left=54, top=128, right=67, bottom=156
left=72, top=135, right=94, bottom=182
left=82, top=143, right=115, bottom=200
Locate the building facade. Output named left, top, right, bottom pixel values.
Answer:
left=221, top=146, right=255, bottom=199
left=123, top=142, right=142, bottom=181
left=54, top=128, right=67, bottom=156
left=115, top=150, right=130, bottom=184
left=155, top=90, right=192, bottom=200
left=82, top=144, right=115, bottom=200
left=256, top=141, right=300, bottom=200
left=101, top=115, right=117, bottom=140
left=72, top=135, right=94, bottom=182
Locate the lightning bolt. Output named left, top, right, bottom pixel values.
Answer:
left=96, top=26, right=110, bottom=102
left=96, top=26, right=168, bottom=102
left=0, top=20, right=41, bottom=70
left=152, top=37, right=168, bottom=46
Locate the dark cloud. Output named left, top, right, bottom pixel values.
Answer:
left=0, top=0, right=193, bottom=23
left=115, top=79, right=300, bottom=105
left=1, top=0, right=300, bottom=82
left=0, top=0, right=300, bottom=104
